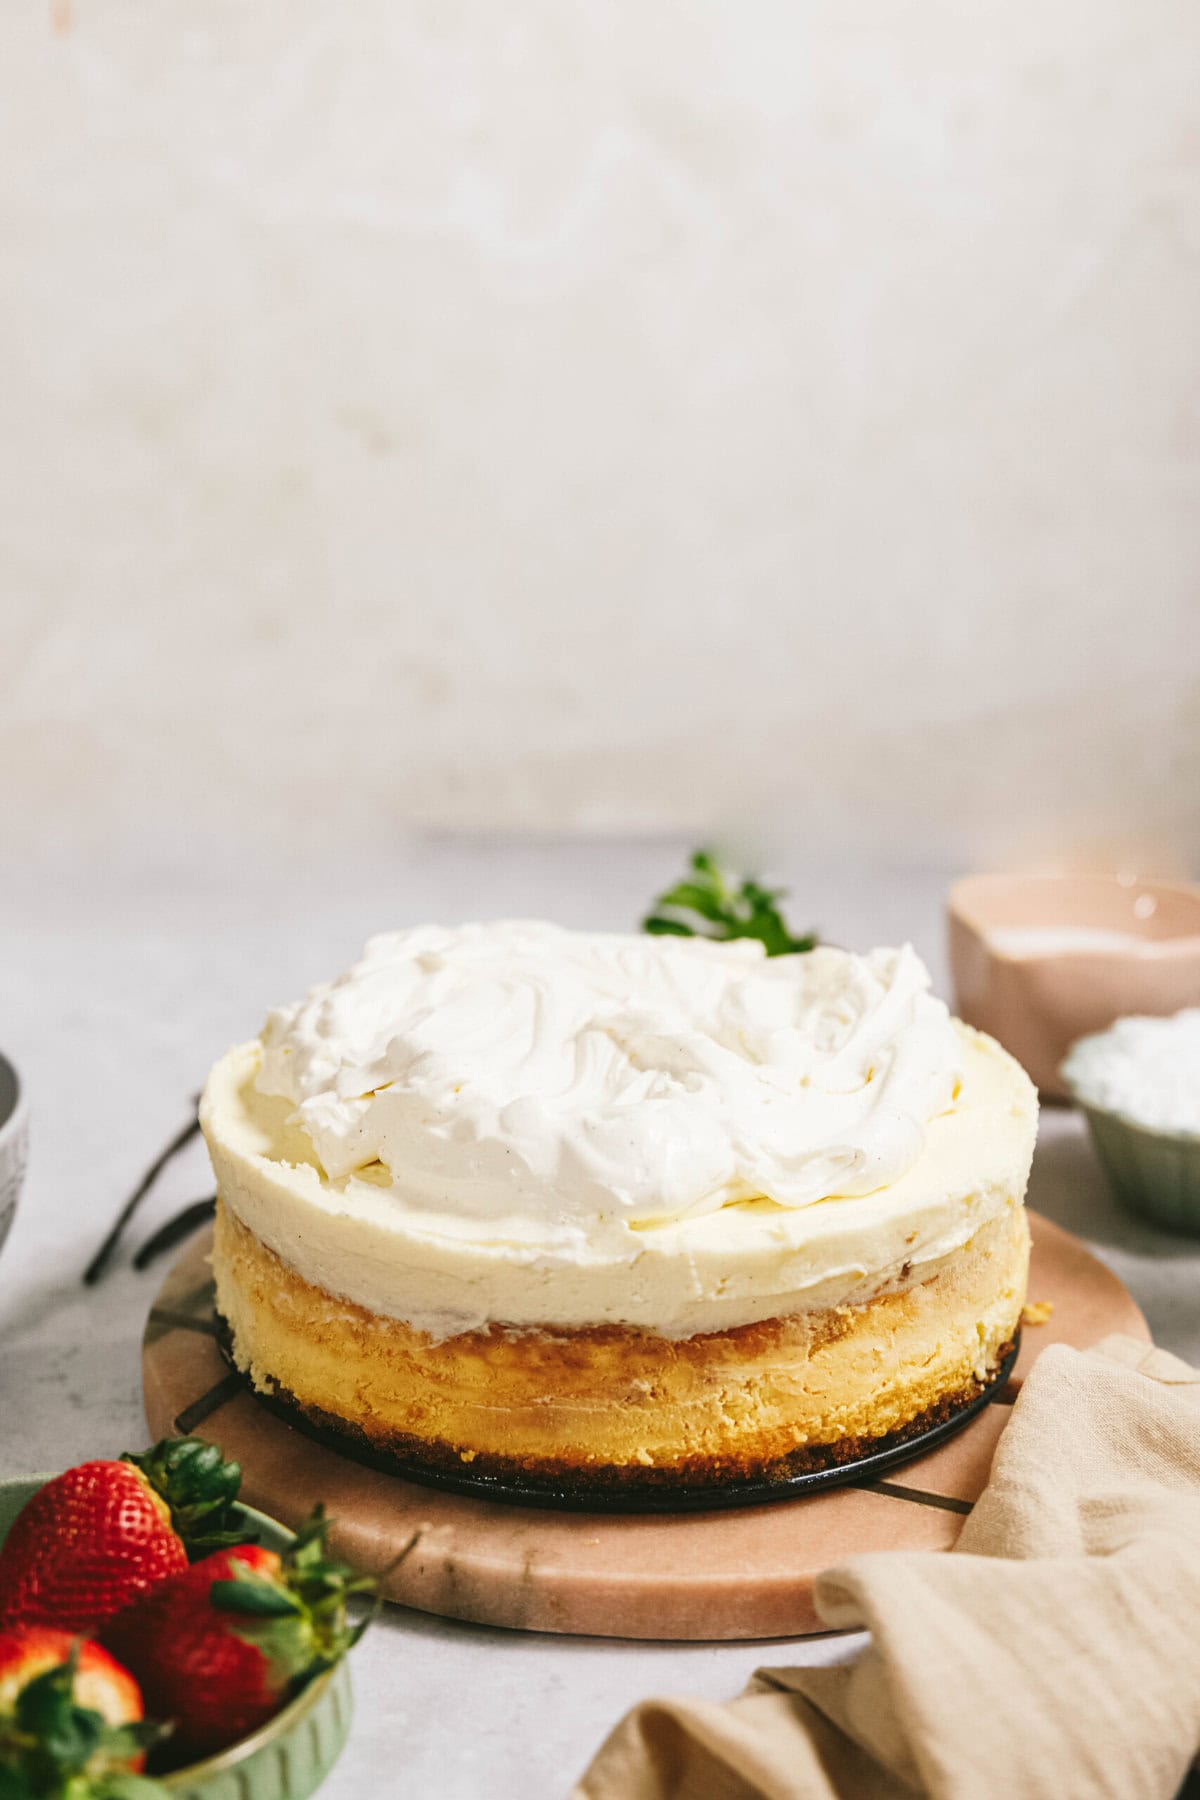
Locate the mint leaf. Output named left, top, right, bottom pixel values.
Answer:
left=643, top=851, right=816, bottom=956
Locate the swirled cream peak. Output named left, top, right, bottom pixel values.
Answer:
left=254, top=923, right=964, bottom=1240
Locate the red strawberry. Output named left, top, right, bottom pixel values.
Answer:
left=0, top=1438, right=245, bottom=1634
left=0, top=1627, right=164, bottom=1792
left=0, top=1627, right=143, bottom=1729
left=105, top=1509, right=376, bottom=1761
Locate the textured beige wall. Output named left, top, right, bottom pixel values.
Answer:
left=2, top=1, right=1198, bottom=867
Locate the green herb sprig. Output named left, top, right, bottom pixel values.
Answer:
left=642, top=850, right=817, bottom=956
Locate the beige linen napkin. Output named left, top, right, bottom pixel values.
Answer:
left=573, top=1337, right=1200, bottom=1800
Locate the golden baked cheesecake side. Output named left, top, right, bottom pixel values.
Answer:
left=201, top=924, right=1038, bottom=1488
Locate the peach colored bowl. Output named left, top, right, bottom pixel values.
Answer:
left=946, top=873, right=1200, bottom=1097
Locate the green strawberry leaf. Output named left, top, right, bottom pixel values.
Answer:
left=209, top=1579, right=302, bottom=1618
left=15, top=1653, right=103, bottom=1775
left=0, top=1646, right=169, bottom=1799
left=217, top=1511, right=419, bottom=1686
left=94, top=1726, right=167, bottom=1766
left=122, top=1438, right=251, bottom=1559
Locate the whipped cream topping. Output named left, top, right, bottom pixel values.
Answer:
left=255, top=923, right=964, bottom=1246
left=1062, top=1008, right=1200, bottom=1134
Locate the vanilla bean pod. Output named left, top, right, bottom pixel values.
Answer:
left=84, top=1102, right=202, bottom=1284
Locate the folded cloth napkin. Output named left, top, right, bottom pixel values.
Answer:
left=572, top=1336, right=1200, bottom=1800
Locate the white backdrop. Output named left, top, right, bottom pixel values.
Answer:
left=3, top=1, right=1198, bottom=870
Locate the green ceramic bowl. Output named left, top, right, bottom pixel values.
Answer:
left=1068, top=1101, right=1200, bottom=1238
left=0, top=1478, right=352, bottom=1800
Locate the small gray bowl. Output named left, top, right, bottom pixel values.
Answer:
left=0, top=1051, right=28, bottom=1256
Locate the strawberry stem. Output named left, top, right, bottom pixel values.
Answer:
left=208, top=1508, right=415, bottom=1690
left=0, top=1643, right=169, bottom=1799
left=121, top=1440, right=249, bottom=1561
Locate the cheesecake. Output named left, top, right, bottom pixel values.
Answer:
left=201, top=923, right=1037, bottom=1489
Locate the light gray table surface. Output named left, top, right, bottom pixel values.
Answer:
left=2, top=840, right=1198, bottom=1799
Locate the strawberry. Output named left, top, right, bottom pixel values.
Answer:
left=0, top=1628, right=165, bottom=1798
left=0, top=1440, right=245, bottom=1634
left=105, top=1509, right=376, bottom=1762
left=0, top=1629, right=143, bottom=1730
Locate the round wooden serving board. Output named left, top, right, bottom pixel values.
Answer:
left=143, top=1213, right=1147, bottom=1641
